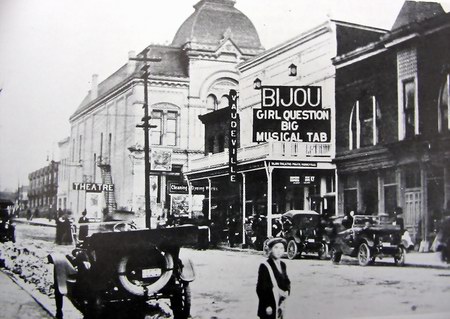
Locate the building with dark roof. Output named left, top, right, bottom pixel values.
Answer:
left=333, top=1, right=450, bottom=250
left=66, top=0, right=264, bottom=221
left=184, top=18, right=388, bottom=242
left=28, top=161, right=58, bottom=219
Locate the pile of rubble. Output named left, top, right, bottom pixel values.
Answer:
left=0, top=240, right=69, bottom=297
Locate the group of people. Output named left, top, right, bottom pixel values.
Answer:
left=55, top=209, right=90, bottom=245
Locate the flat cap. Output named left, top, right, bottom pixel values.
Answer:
left=266, top=237, right=287, bottom=249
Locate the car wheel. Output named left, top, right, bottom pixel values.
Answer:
left=394, top=247, right=406, bottom=266
left=318, top=243, right=329, bottom=260
left=358, top=243, right=371, bottom=266
left=287, top=240, right=298, bottom=260
left=117, top=252, right=174, bottom=296
left=330, top=247, right=341, bottom=264
left=171, top=282, right=191, bottom=319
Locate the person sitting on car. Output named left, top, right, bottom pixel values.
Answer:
left=342, top=211, right=354, bottom=229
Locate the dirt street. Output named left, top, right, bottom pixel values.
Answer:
left=10, top=224, right=450, bottom=319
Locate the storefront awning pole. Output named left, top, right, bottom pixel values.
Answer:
left=241, top=172, right=246, bottom=244
left=208, top=178, right=212, bottom=221
left=265, top=162, right=273, bottom=238
left=186, top=175, right=192, bottom=217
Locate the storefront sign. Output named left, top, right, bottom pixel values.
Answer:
left=268, top=161, right=317, bottom=168
left=229, top=89, right=238, bottom=182
left=289, top=175, right=317, bottom=185
left=253, top=86, right=331, bottom=143
left=167, top=182, right=218, bottom=195
left=72, top=182, right=114, bottom=193
left=150, top=148, right=172, bottom=171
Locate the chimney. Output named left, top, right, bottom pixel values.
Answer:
left=128, top=51, right=136, bottom=75
left=90, top=74, right=98, bottom=100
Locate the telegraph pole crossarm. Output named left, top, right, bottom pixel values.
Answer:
left=129, top=49, right=161, bottom=229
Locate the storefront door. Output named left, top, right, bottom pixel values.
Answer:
left=405, top=188, right=422, bottom=241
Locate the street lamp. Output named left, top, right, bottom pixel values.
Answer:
left=288, top=63, right=297, bottom=77
left=253, top=78, right=262, bottom=90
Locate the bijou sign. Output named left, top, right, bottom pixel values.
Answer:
left=253, top=86, right=331, bottom=143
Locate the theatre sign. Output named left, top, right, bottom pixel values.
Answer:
left=72, top=183, right=114, bottom=193
left=253, top=86, right=331, bottom=143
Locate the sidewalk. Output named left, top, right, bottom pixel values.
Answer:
left=0, top=270, right=51, bottom=319
left=217, top=245, right=450, bottom=269
left=13, top=217, right=56, bottom=228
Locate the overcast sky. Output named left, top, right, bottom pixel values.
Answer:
left=0, top=0, right=449, bottom=191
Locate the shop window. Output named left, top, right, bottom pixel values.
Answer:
left=438, top=74, right=449, bottom=132
left=349, top=95, right=380, bottom=149
left=383, top=168, right=397, bottom=215
left=326, top=175, right=335, bottom=193
left=405, top=165, right=421, bottom=188
left=343, top=175, right=357, bottom=214
left=218, top=135, right=225, bottom=153
left=360, top=172, right=378, bottom=215
left=402, top=80, right=417, bottom=139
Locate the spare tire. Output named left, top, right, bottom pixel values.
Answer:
left=117, top=251, right=174, bottom=296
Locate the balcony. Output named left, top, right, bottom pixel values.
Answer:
left=188, top=141, right=333, bottom=172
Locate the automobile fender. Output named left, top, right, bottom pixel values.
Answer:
left=322, top=234, right=331, bottom=244
left=360, top=236, right=375, bottom=248
left=47, top=253, right=77, bottom=295
left=179, top=257, right=196, bottom=282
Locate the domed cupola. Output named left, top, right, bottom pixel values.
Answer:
left=172, top=0, right=263, bottom=54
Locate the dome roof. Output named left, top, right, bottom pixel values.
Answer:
left=172, top=0, right=263, bottom=51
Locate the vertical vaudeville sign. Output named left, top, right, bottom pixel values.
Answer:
left=229, top=89, right=238, bottom=182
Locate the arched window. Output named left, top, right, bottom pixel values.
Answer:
left=438, top=74, right=449, bottom=132
left=206, top=94, right=218, bottom=110
left=349, top=95, right=380, bottom=150
left=219, top=94, right=229, bottom=109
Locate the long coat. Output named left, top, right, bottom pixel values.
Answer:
left=256, top=258, right=291, bottom=319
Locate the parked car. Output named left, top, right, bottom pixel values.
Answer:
left=49, top=223, right=198, bottom=319
left=269, top=210, right=329, bottom=260
left=0, top=199, right=15, bottom=243
left=329, top=215, right=406, bottom=266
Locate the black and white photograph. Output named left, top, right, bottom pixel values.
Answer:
left=1, top=0, right=450, bottom=318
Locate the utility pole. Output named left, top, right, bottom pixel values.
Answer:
left=129, top=49, right=161, bottom=229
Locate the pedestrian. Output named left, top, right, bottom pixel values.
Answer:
left=59, top=212, right=73, bottom=245
left=256, top=237, right=290, bottom=319
left=26, top=208, right=32, bottom=221
left=393, top=206, right=404, bottom=231
left=78, top=209, right=89, bottom=241
left=33, top=208, right=39, bottom=220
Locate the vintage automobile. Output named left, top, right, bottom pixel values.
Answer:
left=274, top=210, right=329, bottom=260
left=0, top=199, right=15, bottom=243
left=329, top=215, right=406, bottom=266
left=48, top=223, right=198, bottom=319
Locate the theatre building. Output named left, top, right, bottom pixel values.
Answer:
left=333, top=1, right=450, bottom=249
left=184, top=19, right=387, bottom=244
left=65, top=0, right=264, bottom=220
